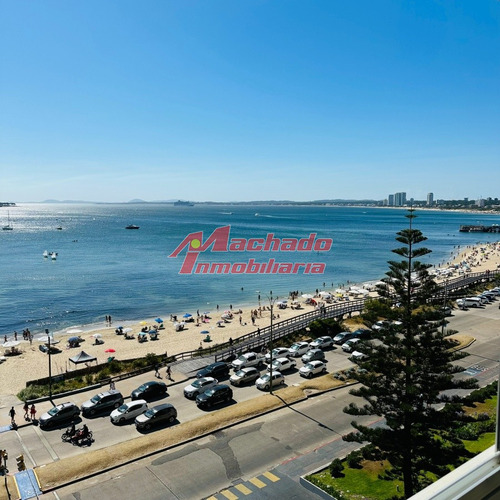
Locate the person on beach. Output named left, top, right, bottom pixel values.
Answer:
left=9, top=407, right=16, bottom=425
left=30, top=404, right=36, bottom=421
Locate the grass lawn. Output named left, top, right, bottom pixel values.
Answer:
left=309, top=459, right=404, bottom=500
left=463, top=432, right=496, bottom=454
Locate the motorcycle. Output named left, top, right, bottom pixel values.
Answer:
left=61, top=426, right=93, bottom=446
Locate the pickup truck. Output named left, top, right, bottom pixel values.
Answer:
left=231, top=352, right=265, bottom=370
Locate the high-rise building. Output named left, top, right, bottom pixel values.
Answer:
left=388, top=194, right=395, bottom=206
left=394, top=192, right=406, bottom=207
left=427, top=193, right=434, bottom=206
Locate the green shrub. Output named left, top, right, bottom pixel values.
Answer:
left=346, top=449, right=363, bottom=469
left=329, top=458, right=344, bottom=477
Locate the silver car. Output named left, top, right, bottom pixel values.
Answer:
left=255, top=371, right=285, bottom=391
left=184, top=377, right=218, bottom=399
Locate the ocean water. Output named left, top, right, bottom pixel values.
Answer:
left=1, top=203, right=499, bottom=338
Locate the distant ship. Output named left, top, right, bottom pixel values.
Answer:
left=173, top=200, right=194, bottom=206
left=125, top=225, right=140, bottom=230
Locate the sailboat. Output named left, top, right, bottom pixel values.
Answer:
left=2, top=211, right=13, bottom=230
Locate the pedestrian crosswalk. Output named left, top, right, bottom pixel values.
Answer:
left=206, top=471, right=281, bottom=499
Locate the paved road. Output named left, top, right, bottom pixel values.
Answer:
left=3, top=298, right=500, bottom=499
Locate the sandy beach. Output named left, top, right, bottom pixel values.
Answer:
left=2, top=239, right=500, bottom=396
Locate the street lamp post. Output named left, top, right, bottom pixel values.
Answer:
left=45, top=329, right=53, bottom=402
left=268, top=292, right=278, bottom=395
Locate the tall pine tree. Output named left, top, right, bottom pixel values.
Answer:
left=343, top=209, right=477, bottom=498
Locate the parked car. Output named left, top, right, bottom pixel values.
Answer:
left=352, top=328, right=371, bottom=339
left=135, top=403, right=177, bottom=430
left=299, top=360, right=327, bottom=378
left=333, top=331, right=356, bottom=345
left=231, top=352, right=265, bottom=370
left=110, top=400, right=148, bottom=424
left=256, top=372, right=285, bottom=391
left=309, top=336, right=334, bottom=349
left=265, top=347, right=291, bottom=363
left=39, top=402, right=80, bottom=429
left=184, top=377, right=218, bottom=399
left=131, top=381, right=167, bottom=401
left=350, top=350, right=369, bottom=361
left=342, top=338, right=362, bottom=353
left=371, top=321, right=390, bottom=332
left=301, top=349, right=325, bottom=363
left=230, top=367, right=261, bottom=386
left=267, top=357, right=297, bottom=372
left=81, top=390, right=124, bottom=416
left=196, top=362, right=230, bottom=379
left=196, top=384, right=233, bottom=409
left=288, top=341, right=310, bottom=357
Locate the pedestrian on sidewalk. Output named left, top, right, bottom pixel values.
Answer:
left=9, top=407, right=16, bottom=425
left=110, top=380, right=116, bottom=390
left=23, top=402, right=29, bottom=420
left=154, top=363, right=161, bottom=378
left=166, top=365, right=172, bottom=381
left=30, top=404, right=36, bottom=421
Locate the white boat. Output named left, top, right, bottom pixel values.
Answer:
left=43, top=250, right=49, bottom=258
left=2, top=211, right=13, bottom=230
left=51, top=252, right=57, bottom=260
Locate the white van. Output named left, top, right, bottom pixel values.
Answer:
left=464, top=297, right=482, bottom=308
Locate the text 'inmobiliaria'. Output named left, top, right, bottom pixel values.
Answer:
left=169, top=226, right=332, bottom=275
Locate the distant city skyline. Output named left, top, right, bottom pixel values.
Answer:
left=1, top=1, right=499, bottom=203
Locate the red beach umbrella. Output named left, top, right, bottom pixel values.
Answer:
left=105, top=348, right=116, bottom=353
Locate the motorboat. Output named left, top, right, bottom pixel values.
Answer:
left=125, top=225, right=140, bottom=230
left=2, top=211, right=13, bottom=230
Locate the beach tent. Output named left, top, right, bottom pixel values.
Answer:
left=69, top=351, right=97, bottom=365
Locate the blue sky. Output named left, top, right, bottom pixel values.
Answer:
left=1, top=0, right=499, bottom=203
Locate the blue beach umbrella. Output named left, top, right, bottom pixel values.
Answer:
left=155, top=318, right=163, bottom=323
left=200, top=330, right=209, bottom=334
left=183, top=313, right=192, bottom=318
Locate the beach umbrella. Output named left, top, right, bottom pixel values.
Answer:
left=2, top=341, right=20, bottom=348
left=68, top=336, right=81, bottom=343
left=183, top=313, right=192, bottom=318
left=155, top=318, right=163, bottom=323
left=140, top=321, right=147, bottom=325
left=92, top=333, right=102, bottom=339
left=138, top=332, right=147, bottom=337
left=123, top=327, right=133, bottom=333
left=200, top=330, right=209, bottom=334
left=301, top=294, right=313, bottom=299
left=37, top=336, right=59, bottom=345
left=203, top=311, right=210, bottom=315
left=216, top=320, right=224, bottom=324
left=148, top=330, right=157, bottom=334
left=105, top=348, right=116, bottom=353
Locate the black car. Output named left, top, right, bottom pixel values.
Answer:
left=135, top=403, right=177, bottom=430
left=196, top=384, right=233, bottom=409
left=352, top=328, right=371, bottom=339
left=80, top=390, right=124, bottom=416
left=131, top=381, right=167, bottom=401
left=39, top=402, right=81, bottom=429
left=196, top=362, right=230, bottom=380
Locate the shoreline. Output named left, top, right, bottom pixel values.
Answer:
left=2, top=239, right=499, bottom=396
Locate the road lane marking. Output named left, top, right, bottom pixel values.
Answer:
left=262, top=471, right=280, bottom=482
left=249, top=477, right=266, bottom=488
left=235, top=483, right=252, bottom=495
left=220, top=490, right=238, bottom=500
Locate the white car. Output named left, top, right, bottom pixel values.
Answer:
left=110, top=399, right=148, bottom=424
left=350, top=350, right=368, bottom=361
left=230, top=367, right=261, bottom=386
left=265, top=347, right=291, bottom=363
left=256, top=372, right=285, bottom=391
left=267, top=357, right=296, bottom=372
left=342, top=338, right=361, bottom=353
left=288, top=341, right=310, bottom=357
left=309, top=336, right=334, bottom=349
left=184, top=377, right=218, bottom=399
left=299, top=360, right=327, bottom=378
